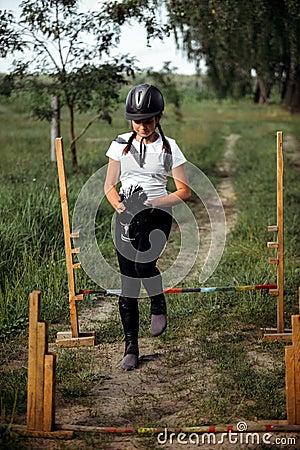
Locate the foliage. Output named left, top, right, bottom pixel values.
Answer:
left=0, top=0, right=167, bottom=166
left=165, top=0, right=300, bottom=111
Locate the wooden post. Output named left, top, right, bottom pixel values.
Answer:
left=264, top=131, right=287, bottom=341
left=27, top=291, right=57, bottom=432
left=292, top=315, right=300, bottom=423
left=34, top=321, right=47, bottom=430
left=55, top=137, right=94, bottom=347
left=43, top=353, right=56, bottom=432
left=285, top=345, right=296, bottom=424
left=27, top=291, right=41, bottom=430
left=55, top=137, right=80, bottom=338
left=285, top=307, right=300, bottom=425
left=277, top=131, right=284, bottom=333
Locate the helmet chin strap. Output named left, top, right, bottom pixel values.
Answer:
left=139, top=137, right=146, bottom=167
left=133, top=126, right=158, bottom=168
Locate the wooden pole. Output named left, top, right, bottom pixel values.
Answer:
left=43, top=353, right=56, bottom=432
left=27, top=291, right=57, bottom=432
left=285, top=345, right=296, bottom=424
left=265, top=131, right=286, bottom=340
left=27, top=291, right=41, bottom=430
left=292, top=315, right=300, bottom=423
left=55, top=137, right=80, bottom=338
left=55, top=138, right=94, bottom=347
left=8, top=420, right=300, bottom=437
left=277, top=131, right=284, bottom=333
left=34, top=321, right=47, bottom=430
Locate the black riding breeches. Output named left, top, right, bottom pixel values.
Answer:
left=115, top=207, right=172, bottom=298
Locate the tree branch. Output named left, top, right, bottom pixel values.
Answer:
left=70, top=112, right=105, bottom=147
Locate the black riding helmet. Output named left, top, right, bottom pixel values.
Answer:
left=125, top=84, right=164, bottom=120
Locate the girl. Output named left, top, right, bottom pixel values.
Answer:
left=104, top=84, right=190, bottom=370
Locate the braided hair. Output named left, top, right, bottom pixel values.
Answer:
left=122, top=130, right=137, bottom=155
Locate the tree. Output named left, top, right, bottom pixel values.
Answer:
left=165, top=0, right=300, bottom=111
left=281, top=0, right=300, bottom=112
left=0, top=0, right=167, bottom=166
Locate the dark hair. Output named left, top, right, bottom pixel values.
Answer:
left=157, top=122, right=171, bottom=156
left=122, top=130, right=137, bottom=155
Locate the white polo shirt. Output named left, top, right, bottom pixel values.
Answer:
left=106, top=133, right=187, bottom=200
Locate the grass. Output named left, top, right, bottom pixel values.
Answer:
left=0, top=88, right=300, bottom=448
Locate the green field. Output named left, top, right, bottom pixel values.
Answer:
left=1, top=90, right=300, bottom=448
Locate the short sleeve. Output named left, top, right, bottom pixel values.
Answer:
left=169, top=139, right=187, bottom=169
left=106, top=140, right=122, bottom=161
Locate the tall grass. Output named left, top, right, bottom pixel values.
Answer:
left=1, top=95, right=300, bottom=335
left=1, top=88, right=300, bottom=434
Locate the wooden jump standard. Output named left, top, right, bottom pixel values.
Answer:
left=55, top=138, right=94, bottom=347
left=263, top=131, right=293, bottom=342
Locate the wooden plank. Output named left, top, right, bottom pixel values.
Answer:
left=262, top=332, right=292, bottom=342
left=56, top=331, right=95, bottom=347
left=277, top=131, right=284, bottom=333
left=285, top=345, right=296, bottom=424
left=35, top=321, right=47, bottom=431
left=268, top=225, right=278, bottom=232
left=27, top=291, right=41, bottom=431
left=43, top=353, right=56, bottom=432
left=268, top=257, right=279, bottom=265
left=55, top=137, right=79, bottom=337
left=292, top=315, right=300, bottom=423
left=267, top=241, right=279, bottom=249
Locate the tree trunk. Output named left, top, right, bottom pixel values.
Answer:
left=253, top=78, right=272, bottom=104
left=50, top=95, right=60, bottom=162
left=282, top=63, right=300, bottom=113
left=68, top=103, right=77, bottom=167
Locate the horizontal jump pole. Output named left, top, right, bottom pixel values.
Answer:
left=5, top=421, right=300, bottom=437
left=55, top=421, right=300, bottom=434
left=78, top=284, right=277, bottom=297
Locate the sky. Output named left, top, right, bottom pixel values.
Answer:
left=0, top=0, right=196, bottom=75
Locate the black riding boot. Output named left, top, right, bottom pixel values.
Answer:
left=119, top=296, right=139, bottom=370
left=150, top=294, right=167, bottom=337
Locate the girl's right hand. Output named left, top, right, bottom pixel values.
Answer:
left=116, top=202, right=126, bottom=214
